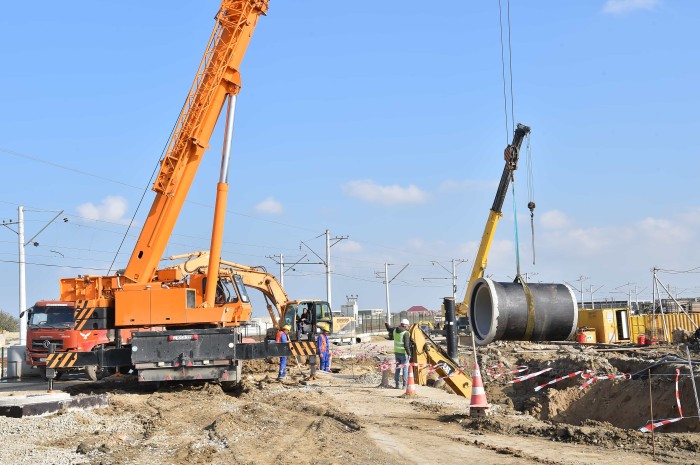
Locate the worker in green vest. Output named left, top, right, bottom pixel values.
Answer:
left=393, top=318, right=412, bottom=389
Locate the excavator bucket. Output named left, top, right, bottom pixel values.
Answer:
left=410, top=324, right=473, bottom=398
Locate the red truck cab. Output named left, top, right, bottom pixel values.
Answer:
left=25, top=300, right=110, bottom=380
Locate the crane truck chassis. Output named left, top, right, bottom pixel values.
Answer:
left=46, top=327, right=309, bottom=383
left=41, top=260, right=324, bottom=383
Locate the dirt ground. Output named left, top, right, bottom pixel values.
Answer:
left=1, top=337, right=700, bottom=464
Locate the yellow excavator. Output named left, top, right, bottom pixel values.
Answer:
left=164, top=251, right=334, bottom=339
left=409, top=324, right=473, bottom=397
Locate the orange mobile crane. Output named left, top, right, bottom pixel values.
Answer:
left=46, top=0, right=315, bottom=383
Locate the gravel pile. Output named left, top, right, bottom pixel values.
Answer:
left=354, top=371, right=383, bottom=385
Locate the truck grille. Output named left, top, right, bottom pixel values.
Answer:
left=31, top=339, right=64, bottom=351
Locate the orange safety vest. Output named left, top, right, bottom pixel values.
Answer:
left=318, top=334, right=328, bottom=353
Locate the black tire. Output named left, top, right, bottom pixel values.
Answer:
left=265, top=327, right=278, bottom=341
left=220, top=381, right=242, bottom=394
left=84, top=365, right=99, bottom=382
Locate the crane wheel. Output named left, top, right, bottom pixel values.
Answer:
left=84, top=365, right=100, bottom=382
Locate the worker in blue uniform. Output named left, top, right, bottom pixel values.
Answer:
left=317, top=322, right=331, bottom=372
left=277, top=324, right=291, bottom=379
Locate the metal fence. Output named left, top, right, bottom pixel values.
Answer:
left=356, top=312, right=443, bottom=334
left=239, top=312, right=446, bottom=339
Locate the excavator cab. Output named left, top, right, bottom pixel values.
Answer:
left=309, top=301, right=334, bottom=335
left=279, top=300, right=333, bottom=341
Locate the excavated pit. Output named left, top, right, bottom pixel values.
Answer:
left=475, top=344, right=700, bottom=434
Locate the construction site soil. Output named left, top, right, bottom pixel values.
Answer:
left=1, top=337, right=699, bottom=464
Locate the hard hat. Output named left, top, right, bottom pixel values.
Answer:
left=282, top=324, right=291, bottom=331
left=318, top=322, right=329, bottom=332
left=400, top=318, right=410, bottom=326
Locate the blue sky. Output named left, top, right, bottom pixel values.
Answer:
left=1, top=0, right=698, bottom=319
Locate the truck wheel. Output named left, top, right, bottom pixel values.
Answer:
left=265, top=327, right=278, bottom=341
left=220, top=381, right=242, bottom=394
left=84, top=365, right=99, bottom=381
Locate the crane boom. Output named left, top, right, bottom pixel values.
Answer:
left=124, top=0, right=268, bottom=283
left=456, top=123, right=531, bottom=318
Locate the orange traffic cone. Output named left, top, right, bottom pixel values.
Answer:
left=404, top=365, right=417, bottom=397
left=469, top=361, right=490, bottom=417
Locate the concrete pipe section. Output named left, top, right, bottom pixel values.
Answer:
left=469, top=277, right=578, bottom=346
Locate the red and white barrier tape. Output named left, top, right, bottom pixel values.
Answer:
left=377, top=361, right=447, bottom=371
left=639, top=417, right=682, bottom=433
left=509, top=367, right=552, bottom=384
left=675, top=368, right=683, bottom=417
left=377, top=360, right=471, bottom=380
left=534, top=370, right=583, bottom=392
left=486, top=363, right=504, bottom=373
left=640, top=368, right=684, bottom=433
left=579, top=373, right=629, bottom=390
left=492, top=366, right=529, bottom=378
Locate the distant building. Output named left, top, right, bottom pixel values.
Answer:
left=399, top=306, right=439, bottom=322
left=358, top=308, right=384, bottom=320
left=405, top=305, right=431, bottom=314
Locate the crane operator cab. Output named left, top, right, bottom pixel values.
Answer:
left=197, top=274, right=253, bottom=323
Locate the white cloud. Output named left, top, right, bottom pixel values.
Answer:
left=334, top=240, right=363, bottom=253
left=76, top=196, right=128, bottom=222
left=680, top=207, right=700, bottom=226
left=540, top=210, right=572, bottom=230
left=342, top=180, right=427, bottom=206
left=255, top=197, right=283, bottom=214
left=602, top=0, right=660, bottom=14
left=638, top=216, right=692, bottom=244
left=407, top=238, right=425, bottom=250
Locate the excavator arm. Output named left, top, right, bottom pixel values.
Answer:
left=456, top=123, right=531, bottom=318
left=410, top=324, right=472, bottom=397
left=164, top=251, right=289, bottom=327
left=222, top=262, right=289, bottom=328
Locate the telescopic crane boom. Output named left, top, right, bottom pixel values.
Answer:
left=60, top=0, right=269, bottom=329
left=456, top=123, right=531, bottom=319
left=125, top=0, right=267, bottom=286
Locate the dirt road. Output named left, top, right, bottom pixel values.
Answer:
left=0, top=339, right=698, bottom=464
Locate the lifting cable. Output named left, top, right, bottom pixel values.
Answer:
left=497, top=0, right=514, bottom=144
left=512, top=181, right=521, bottom=279
left=526, top=134, right=536, bottom=265
left=499, top=0, right=525, bottom=280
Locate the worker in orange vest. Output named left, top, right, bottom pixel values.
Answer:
left=277, top=324, right=291, bottom=379
left=317, top=323, right=330, bottom=372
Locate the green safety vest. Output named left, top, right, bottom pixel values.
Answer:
left=393, top=329, right=406, bottom=354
